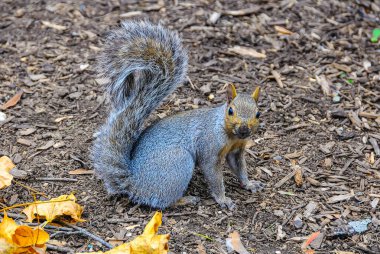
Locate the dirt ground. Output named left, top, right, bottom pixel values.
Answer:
left=1, top=0, right=380, bottom=253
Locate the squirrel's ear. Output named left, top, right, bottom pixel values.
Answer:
left=227, top=84, right=237, bottom=103
left=252, top=86, right=260, bottom=102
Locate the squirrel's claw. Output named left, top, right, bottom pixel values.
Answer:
left=215, top=196, right=236, bottom=210
left=243, top=180, right=265, bottom=193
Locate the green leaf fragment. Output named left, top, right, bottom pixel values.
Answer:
left=371, top=28, right=380, bottom=43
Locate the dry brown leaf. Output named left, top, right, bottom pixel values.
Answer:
left=226, top=231, right=249, bottom=254
left=22, top=194, right=85, bottom=223
left=79, top=211, right=169, bottom=254
left=274, top=25, right=293, bottom=35
left=0, top=156, right=15, bottom=189
left=68, top=169, right=94, bottom=175
left=228, top=46, right=266, bottom=58
left=294, top=166, right=303, bottom=187
left=1, top=90, right=23, bottom=110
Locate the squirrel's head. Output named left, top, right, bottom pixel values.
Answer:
left=224, top=84, right=261, bottom=139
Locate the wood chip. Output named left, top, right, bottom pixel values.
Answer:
left=327, top=192, right=354, bottom=204
left=369, top=138, right=380, bottom=156
left=303, top=201, right=318, bottom=218
left=332, top=63, right=352, bottom=73
left=19, top=128, right=36, bottom=136
left=274, top=25, right=293, bottom=35
left=228, top=46, right=266, bottom=59
left=316, top=75, right=331, bottom=96
left=68, top=169, right=94, bottom=175
left=271, top=70, right=284, bottom=88
left=223, top=6, right=260, bottom=16
left=275, top=168, right=297, bottom=188
left=347, top=111, right=362, bottom=128
left=41, top=20, right=67, bottom=31
left=37, top=140, right=55, bottom=150
left=17, top=138, right=33, bottom=146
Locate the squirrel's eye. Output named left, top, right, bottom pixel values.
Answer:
left=228, top=107, right=234, bottom=116
left=256, top=112, right=261, bottom=118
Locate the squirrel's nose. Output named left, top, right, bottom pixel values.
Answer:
left=238, top=125, right=250, bottom=138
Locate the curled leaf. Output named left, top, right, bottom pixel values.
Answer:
left=0, top=212, right=49, bottom=254
left=79, top=211, right=169, bottom=254
left=22, top=194, right=85, bottom=223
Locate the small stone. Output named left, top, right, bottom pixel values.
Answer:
left=10, top=168, right=28, bottom=179
left=68, top=91, right=82, bottom=99
left=293, top=214, right=303, bottom=228
left=12, top=153, right=22, bottom=163
left=0, top=112, right=6, bottom=122
left=15, top=8, right=25, bottom=17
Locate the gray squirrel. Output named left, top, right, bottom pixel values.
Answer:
left=92, top=21, right=264, bottom=210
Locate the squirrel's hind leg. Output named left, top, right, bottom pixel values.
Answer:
left=129, top=147, right=194, bottom=210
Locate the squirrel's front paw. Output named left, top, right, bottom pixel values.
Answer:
left=242, top=180, right=265, bottom=193
left=215, top=196, right=235, bottom=210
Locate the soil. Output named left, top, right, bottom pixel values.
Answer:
left=1, top=0, right=380, bottom=253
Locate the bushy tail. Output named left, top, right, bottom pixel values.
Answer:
left=92, top=21, right=188, bottom=194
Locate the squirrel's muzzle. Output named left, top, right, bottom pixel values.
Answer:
left=237, top=125, right=250, bottom=139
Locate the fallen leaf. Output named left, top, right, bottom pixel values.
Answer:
left=0, top=212, right=49, bottom=254
left=274, top=25, right=293, bottom=35
left=1, top=90, right=23, bottom=110
left=226, top=231, right=249, bottom=254
left=301, top=231, right=320, bottom=253
left=0, top=156, right=15, bottom=189
left=41, top=20, right=67, bottom=31
left=22, top=194, right=85, bottom=223
left=12, top=225, right=49, bottom=247
left=228, top=46, right=266, bottom=58
left=68, top=169, right=94, bottom=175
left=79, top=211, right=169, bottom=254
left=294, top=166, right=303, bottom=187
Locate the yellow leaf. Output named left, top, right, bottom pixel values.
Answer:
left=79, top=211, right=169, bottom=254
left=0, top=156, right=15, bottom=189
left=22, top=194, right=85, bottom=223
left=12, top=226, right=50, bottom=246
left=0, top=212, right=49, bottom=254
left=0, top=212, right=19, bottom=243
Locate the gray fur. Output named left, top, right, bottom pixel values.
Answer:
left=92, top=21, right=263, bottom=210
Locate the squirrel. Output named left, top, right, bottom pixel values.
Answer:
left=92, top=21, right=264, bottom=210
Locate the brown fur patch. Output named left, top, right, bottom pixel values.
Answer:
left=218, top=139, right=247, bottom=160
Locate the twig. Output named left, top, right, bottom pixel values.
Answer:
left=222, top=6, right=260, bottom=16
left=46, top=244, right=75, bottom=254
left=284, top=123, right=310, bottom=132
left=0, top=212, right=26, bottom=220
left=274, top=168, right=297, bottom=188
left=187, top=76, right=199, bottom=90
left=50, top=230, right=81, bottom=238
left=35, top=177, right=78, bottom=182
left=27, top=223, right=73, bottom=232
left=61, top=221, right=113, bottom=249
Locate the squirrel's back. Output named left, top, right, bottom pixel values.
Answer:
left=92, top=21, right=188, bottom=196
